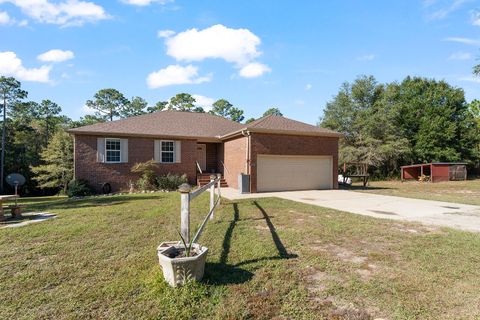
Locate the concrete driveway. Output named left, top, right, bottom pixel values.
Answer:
left=221, top=188, right=480, bottom=232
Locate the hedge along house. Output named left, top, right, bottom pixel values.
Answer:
left=68, top=111, right=341, bottom=193
left=400, top=162, right=468, bottom=183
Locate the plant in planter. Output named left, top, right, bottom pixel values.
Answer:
left=157, top=232, right=208, bottom=287
left=157, top=183, right=218, bottom=287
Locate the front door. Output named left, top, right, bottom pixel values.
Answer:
left=196, top=144, right=207, bottom=172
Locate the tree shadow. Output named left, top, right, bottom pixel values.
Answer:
left=340, top=185, right=391, bottom=191
left=20, top=195, right=162, bottom=212
left=205, top=201, right=297, bottom=285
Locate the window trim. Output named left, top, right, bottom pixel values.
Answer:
left=105, top=138, right=122, bottom=163
left=160, top=140, right=175, bottom=164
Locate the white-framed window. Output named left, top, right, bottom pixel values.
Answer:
left=161, top=140, right=175, bottom=163
left=105, top=138, right=121, bottom=163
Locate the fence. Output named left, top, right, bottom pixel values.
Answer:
left=178, top=174, right=222, bottom=244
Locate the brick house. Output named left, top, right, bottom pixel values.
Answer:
left=69, top=111, right=341, bottom=193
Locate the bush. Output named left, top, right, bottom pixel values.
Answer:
left=157, top=173, right=188, bottom=191
left=131, top=160, right=158, bottom=191
left=67, top=179, right=94, bottom=197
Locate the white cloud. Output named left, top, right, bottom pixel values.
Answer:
left=458, top=76, right=480, bottom=83
left=357, top=54, right=376, bottom=61
left=37, top=49, right=74, bottom=62
left=0, top=0, right=109, bottom=26
left=305, top=84, right=312, bottom=91
left=239, top=62, right=271, bottom=78
left=146, top=64, right=211, bottom=88
left=471, top=9, right=480, bottom=26
left=192, top=94, right=215, bottom=111
left=425, top=0, right=467, bottom=20
left=448, top=51, right=471, bottom=60
left=157, top=29, right=175, bottom=38
left=122, top=0, right=171, bottom=6
left=82, top=104, right=95, bottom=115
left=0, top=11, right=10, bottom=24
left=0, top=51, right=51, bottom=82
left=444, top=37, right=480, bottom=46
left=165, top=24, right=262, bottom=65
left=162, top=24, right=271, bottom=77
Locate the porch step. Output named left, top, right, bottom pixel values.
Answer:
left=197, top=173, right=228, bottom=188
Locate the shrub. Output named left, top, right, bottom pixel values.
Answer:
left=67, top=179, right=94, bottom=197
left=157, top=173, right=188, bottom=191
left=131, top=160, right=158, bottom=191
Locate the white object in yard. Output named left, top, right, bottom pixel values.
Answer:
left=338, top=174, right=352, bottom=185
left=157, top=241, right=208, bottom=287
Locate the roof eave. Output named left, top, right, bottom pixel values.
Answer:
left=219, top=127, right=343, bottom=140
left=68, top=130, right=222, bottom=142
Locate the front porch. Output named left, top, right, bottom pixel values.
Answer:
left=195, top=142, right=228, bottom=187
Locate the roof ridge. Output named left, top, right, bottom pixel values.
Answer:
left=245, top=114, right=274, bottom=128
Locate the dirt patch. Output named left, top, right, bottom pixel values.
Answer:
left=391, top=223, right=439, bottom=234
left=312, top=244, right=368, bottom=264
left=311, top=296, right=374, bottom=320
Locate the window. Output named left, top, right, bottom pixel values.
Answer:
left=161, top=140, right=175, bottom=163
left=106, top=138, right=121, bottom=163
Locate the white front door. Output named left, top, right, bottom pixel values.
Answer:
left=257, top=155, right=333, bottom=192
left=196, top=144, right=207, bottom=172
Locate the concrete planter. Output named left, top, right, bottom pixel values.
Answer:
left=157, top=241, right=208, bottom=287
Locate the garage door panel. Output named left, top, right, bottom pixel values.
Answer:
left=257, top=155, right=332, bottom=192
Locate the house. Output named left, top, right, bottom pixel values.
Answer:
left=68, top=111, right=341, bottom=193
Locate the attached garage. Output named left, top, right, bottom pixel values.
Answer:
left=256, top=155, right=333, bottom=192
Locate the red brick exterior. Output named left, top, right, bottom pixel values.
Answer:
left=74, top=135, right=197, bottom=192
left=249, top=133, right=339, bottom=193
left=223, top=136, right=248, bottom=189
left=73, top=132, right=339, bottom=193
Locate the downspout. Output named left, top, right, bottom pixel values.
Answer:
left=241, top=130, right=251, bottom=175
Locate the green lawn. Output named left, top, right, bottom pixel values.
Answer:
left=1, top=192, right=480, bottom=319
left=349, top=179, right=480, bottom=205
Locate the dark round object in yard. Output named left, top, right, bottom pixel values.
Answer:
left=6, top=173, right=26, bottom=187
left=102, top=183, right=112, bottom=194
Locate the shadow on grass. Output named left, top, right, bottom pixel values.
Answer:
left=21, top=195, right=162, bottom=212
left=205, top=201, right=297, bottom=285
left=0, top=213, right=56, bottom=227
left=340, top=185, right=391, bottom=191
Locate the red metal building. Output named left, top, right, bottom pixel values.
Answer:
left=400, top=163, right=467, bottom=183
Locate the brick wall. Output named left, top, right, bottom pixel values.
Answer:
left=249, top=133, right=339, bottom=192
left=74, top=135, right=197, bottom=192
left=223, top=136, right=247, bottom=189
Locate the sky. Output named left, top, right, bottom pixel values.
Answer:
left=1, top=0, right=480, bottom=124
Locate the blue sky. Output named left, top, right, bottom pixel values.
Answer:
left=1, top=0, right=480, bottom=124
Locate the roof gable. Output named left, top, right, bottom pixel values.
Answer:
left=221, top=115, right=341, bottom=138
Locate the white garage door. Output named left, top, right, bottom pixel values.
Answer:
left=257, top=155, right=333, bottom=192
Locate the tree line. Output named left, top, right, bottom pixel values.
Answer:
left=0, top=76, right=282, bottom=195
left=320, top=75, right=480, bottom=177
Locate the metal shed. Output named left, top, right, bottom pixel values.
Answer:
left=400, top=163, right=467, bottom=183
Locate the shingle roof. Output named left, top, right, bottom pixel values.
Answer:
left=69, top=111, right=341, bottom=140
left=221, top=114, right=341, bottom=138
left=68, top=111, right=244, bottom=140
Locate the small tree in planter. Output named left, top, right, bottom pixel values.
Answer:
left=157, top=183, right=213, bottom=287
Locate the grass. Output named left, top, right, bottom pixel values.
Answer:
left=349, top=179, right=480, bottom=205
left=1, top=192, right=480, bottom=319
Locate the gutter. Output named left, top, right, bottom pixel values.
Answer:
left=219, top=128, right=343, bottom=140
